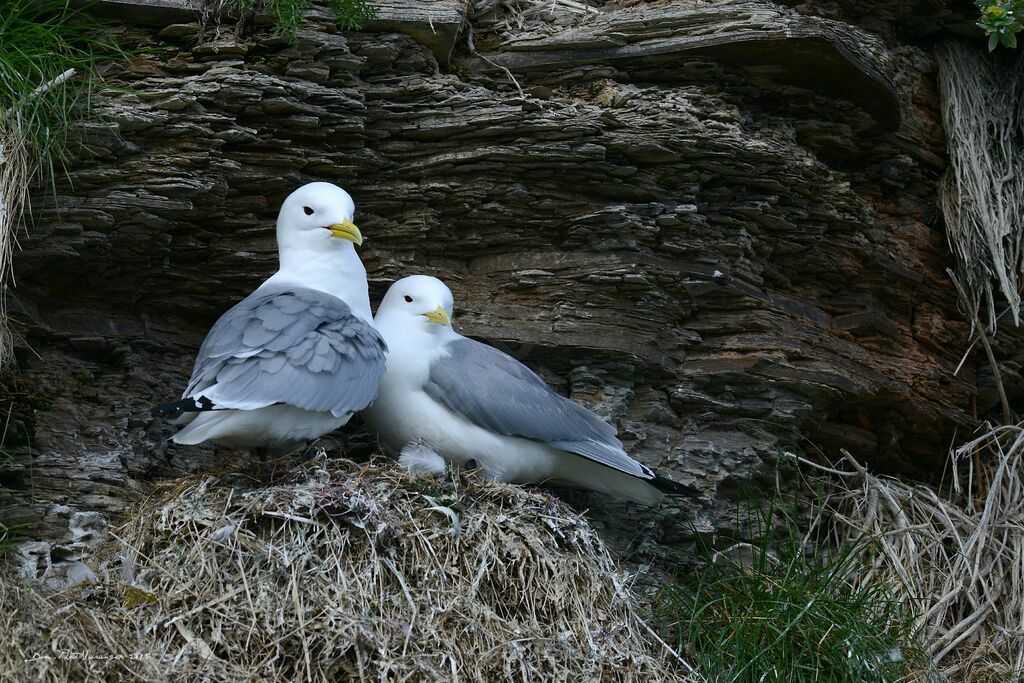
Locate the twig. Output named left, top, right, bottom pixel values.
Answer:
left=465, top=23, right=526, bottom=100
left=26, top=68, right=77, bottom=101
left=780, top=451, right=861, bottom=478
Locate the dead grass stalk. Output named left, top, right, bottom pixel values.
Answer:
left=789, top=424, right=1024, bottom=681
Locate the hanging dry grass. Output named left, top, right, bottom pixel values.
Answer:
left=0, top=453, right=697, bottom=682
left=790, top=424, right=1024, bottom=682
left=0, top=118, right=30, bottom=367
left=0, top=68, right=78, bottom=365
left=937, top=42, right=1024, bottom=331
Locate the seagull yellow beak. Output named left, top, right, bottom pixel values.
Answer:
left=327, top=219, right=363, bottom=245
left=423, top=306, right=450, bottom=326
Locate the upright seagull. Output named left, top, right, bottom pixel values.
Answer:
left=152, top=182, right=387, bottom=452
left=362, top=275, right=694, bottom=505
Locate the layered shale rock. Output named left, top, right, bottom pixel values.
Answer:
left=2, top=0, right=1009, bottom=575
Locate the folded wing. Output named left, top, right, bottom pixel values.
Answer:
left=424, top=338, right=655, bottom=481
left=184, top=285, right=387, bottom=418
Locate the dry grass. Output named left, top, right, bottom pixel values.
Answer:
left=0, top=68, right=77, bottom=363
left=0, top=118, right=31, bottom=366
left=1, top=452, right=697, bottom=682
left=791, top=423, right=1024, bottom=682
left=937, top=43, right=1024, bottom=332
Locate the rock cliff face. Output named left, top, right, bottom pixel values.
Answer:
left=2, top=0, right=1009, bottom=576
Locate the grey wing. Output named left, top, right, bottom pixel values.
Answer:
left=183, top=285, right=386, bottom=418
left=424, top=337, right=655, bottom=481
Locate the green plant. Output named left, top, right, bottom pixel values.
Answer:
left=976, top=0, right=1024, bottom=50
left=0, top=1, right=119, bottom=192
left=230, top=0, right=377, bottom=45
left=329, top=0, right=377, bottom=29
left=658, top=499, right=931, bottom=683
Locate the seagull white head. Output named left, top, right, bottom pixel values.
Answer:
left=376, top=275, right=455, bottom=333
left=277, top=182, right=361, bottom=256
left=269, top=182, right=372, bottom=324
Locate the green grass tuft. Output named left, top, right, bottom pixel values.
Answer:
left=228, top=0, right=377, bottom=45
left=329, top=0, right=377, bottom=29
left=0, top=1, right=122, bottom=194
left=658, top=499, right=932, bottom=683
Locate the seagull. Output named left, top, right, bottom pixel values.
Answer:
left=361, top=275, right=695, bottom=505
left=151, top=182, right=387, bottom=452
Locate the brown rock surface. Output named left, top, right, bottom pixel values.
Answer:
left=2, top=0, right=1010, bottom=578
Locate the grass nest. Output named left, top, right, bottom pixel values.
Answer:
left=1, top=452, right=695, bottom=682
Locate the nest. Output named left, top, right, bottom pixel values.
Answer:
left=1, top=453, right=696, bottom=682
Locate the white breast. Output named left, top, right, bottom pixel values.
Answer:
left=361, top=323, right=566, bottom=483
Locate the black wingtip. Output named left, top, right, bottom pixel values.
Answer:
left=651, top=473, right=701, bottom=497
left=150, top=396, right=215, bottom=418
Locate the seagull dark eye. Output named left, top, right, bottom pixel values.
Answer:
left=404, top=295, right=413, bottom=303
left=303, top=206, right=314, bottom=215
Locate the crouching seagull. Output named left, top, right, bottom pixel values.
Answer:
left=361, top=275, right=695, bottom=505
left=152, top=182, right=386, bottom=452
